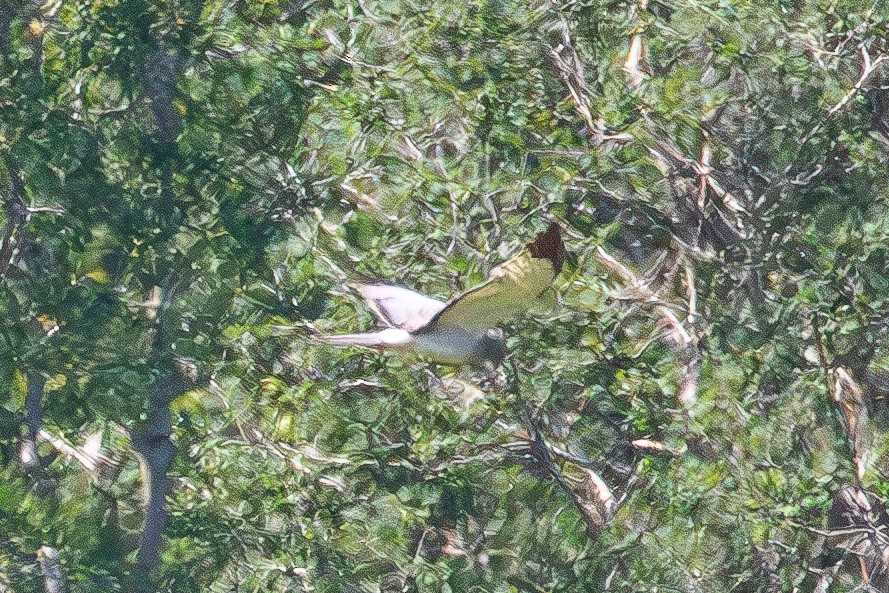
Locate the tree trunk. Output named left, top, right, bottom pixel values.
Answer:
left=37, top=545, right=67, bottom=593
left=20, top=373, right=45, bottom=469
left=130, top=372, right=185, bottom=590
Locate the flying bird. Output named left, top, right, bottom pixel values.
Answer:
left=314, top=222, right=566, bottom=365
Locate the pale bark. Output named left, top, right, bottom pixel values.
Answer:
left=543, top=0, right=708, bottom=415
left=20, top=373, right=45, bottom=469
left=131, top=297, right=191, bottom=589
left=37, top=429, right=108, bottom=473
left=37, top=545, right=67, bottom=593
left=623, top=0, right=650, bottom=87
left=129, top=28, right=188, bottom=589
left=826, top=372, right=889, bottom=589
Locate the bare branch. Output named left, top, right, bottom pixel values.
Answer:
left=810, top=314, right=889, bottom=586
left=37, top=546, right=67, bottom=593
left=631, top=439, right=678, bottom=456
left=794, top=44, right=888, bottom=154
left=683, top=263, right=697, bottom=327
left=596, top=246, right=702, bottom=409
left=37, top=429, right=112, bottom=473
left=832, top=367, right=873, bottom=482
left=548, top=43, right=597, bottom=136
left=623, top=1, right=650, bottom=88
left=578, top=466, right=617, bottom=515
left=20, top=374, right=45, bottom=470
left=546, top=15, right=632, bottom=145
left=26, top=205, right=65, bottom=215
left=827, top=45, right=888, bottom=117
left=676, top=349, right=701, bottom=409
left=792, top=522, right=884, bottom=539
left=0, top=162, right=32, bottom=279
left=595, top=246, right=693, bottom=345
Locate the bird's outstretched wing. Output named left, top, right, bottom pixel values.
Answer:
left=421, top=222, right=565, bottom=333
left=350, top=283, right=446, bottom=332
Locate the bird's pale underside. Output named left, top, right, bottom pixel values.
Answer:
left=315, top=222, right=566, bottom=366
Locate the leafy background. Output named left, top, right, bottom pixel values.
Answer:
left=2, top=0, right=889, bottom=591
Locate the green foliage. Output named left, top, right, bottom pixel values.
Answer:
left=2, top=0, right=889, bottom=592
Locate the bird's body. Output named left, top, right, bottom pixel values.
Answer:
left=412, top=326, right=504, bottom=365
left=314, top=222, right=565, bottom=366
left=320, top=326, right=501, bottom=365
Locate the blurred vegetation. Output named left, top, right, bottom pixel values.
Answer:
left=3, top=0, right=889, bottom=591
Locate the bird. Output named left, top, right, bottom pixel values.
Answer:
left=313, top=222, right=566, bottom=366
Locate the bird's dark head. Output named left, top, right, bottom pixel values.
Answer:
left=477, top=328, right=506, bottom=364
left=528, top=221, right=566, bottom=274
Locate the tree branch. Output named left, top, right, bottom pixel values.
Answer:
left=812, top=314, right=889, bottom=587
left=20, top=373, right=45, bottom=469
left=546, top=13, right=632, bottom=145
left=129, top=35, right=189, bottom=588
left=623, top=0, right=650, bottom=87
left=0, top=160, right=32, bottom=279
left=595, top=246, right=692, bottom=345
left=37, top=545, right=67, bottom=593
left=37, top=428, right=110, bottom=473
left=131, top=286, right=192, bottom=587
left=795, top=44, right=889, bottom=152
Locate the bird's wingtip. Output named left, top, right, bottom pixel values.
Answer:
left=528, top=221, right=566, bottom=273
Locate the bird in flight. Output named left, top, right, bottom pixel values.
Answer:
left=314, top=222, right=566, bottom=365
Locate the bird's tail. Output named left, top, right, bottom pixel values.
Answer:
left=268, top=322, right=380, bottom=347
left=312, top=331, right=394, bottom=350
